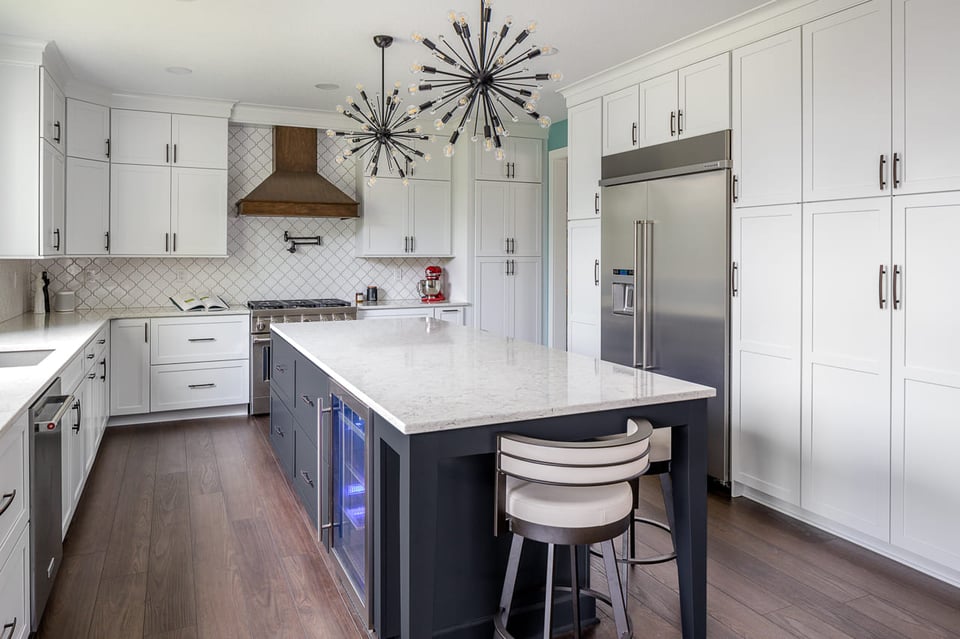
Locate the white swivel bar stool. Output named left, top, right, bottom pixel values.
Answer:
left=493, top=418, right=654, bottom=639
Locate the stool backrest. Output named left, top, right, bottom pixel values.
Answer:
left=497, top=418, right=653, bottom=487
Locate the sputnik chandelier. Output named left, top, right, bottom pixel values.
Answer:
left=408, top=0, right=561, bottom=160
left=326, top=35, right=432, bottom=186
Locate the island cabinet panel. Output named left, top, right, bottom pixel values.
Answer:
left=270, top=335, right=296, bottom=405
left=293, top=422, right=319, bottom=528
left=294, top=356, right=329, bottom=435
left=270, top=393, right=295, bottom=480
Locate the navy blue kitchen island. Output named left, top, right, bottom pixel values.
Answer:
left=271, top=318, right=714, bottom=639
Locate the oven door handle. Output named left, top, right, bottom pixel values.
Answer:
left=252, top=337, right=272, bottom=344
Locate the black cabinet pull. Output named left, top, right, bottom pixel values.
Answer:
left=53, top=121, right=61, bottom=143
left=893, top=264, right=902, bottom=309
left=187, top=337, right=216, bottom=342
left=631, top=122, right=637, bottom=146
left=733, top=175, right=739, bottom=203
left=105, top=138, right=110, bottom=158
left=594, top=192, right=600, bottom=215
left=166, top=143, right=170, bottom=163
left=678, top=109, right=684, bottom=134
left=100, top=359, right=106, bottom=381
left=879, top=154, right=887, bottom=191
left=1, top=617, right=17, bottom=639
left=0, top=491, right=15, bottom=518
left=188, top=383, right=216, bottom=389
left=275, top=364, right=287, bottom=374
left=173, top=232, right=177, bottom=252
left=731, top=262, right=739, bottom=297
left=300, top=470, right=314, bottom=488
left=104, top=232, right=110, bottom=252
left=893, top=152, right=901, bottom=189
left=301, top=394, right=314, bottom=407
left=275, top=425, right=285, bottom=438
left=173, top=143, right=178, bottom=163
left=87, top=372, right=95, bottom=380
left=53, top=229, right=61, bottom=251
left=594, top=259, right=600, bottom=286
left=72, top=400, right=81, bottom=432
left=165, top=232, right=170, bottom=252
left=878, top=264, right=887, bottom=309
left=670, top=111, right=676, bottom=137
left=86, top=353, right=95, bottom=359
left=97, top=339, right=106, bottom=345
left=144, top=321, right=149, bottom=343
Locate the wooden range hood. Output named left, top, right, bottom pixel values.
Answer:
left=237, top=126, right=359, bottom=218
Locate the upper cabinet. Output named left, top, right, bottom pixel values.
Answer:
left=171, top=115, right=228, bottom=170
left=602, top=53, right=730, bottom=155
left=66, top=99, right=110, bottom=161
left=732, top=29, right=802, bottom=208
left=567, top=99, right=602, bottom=220
left=802, top=0, right=892, bottom=202
left=475, top=181, right=541, bottom=258
left=41, top=68, right=66, bottom=153
left=110, top=109, right=172, bottom=165
left=362, top=135, right=451, bottom=181
left=602, top=86, right=639, bottom=156
left=357, top=177, right=452, bottom=257
left=892, top=0, right=960, bottom=195
left=476, top=137, right=542, bottom=182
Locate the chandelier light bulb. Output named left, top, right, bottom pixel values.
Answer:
left=335, top=155, right=345, bottom=164
left=368, top=176, right=377, bottom=187
left=550, top=72, right=563, bottom=81
left=410, top=62, right=423, bottom=73
left=355, top=83, right=364, bottom=91
left=336, top=105, right=345, bottom=114
left=424, top=152, right=432, bottom=162
left=402, top=177, right=410, bottom=186
left=495, top=148, right=505, bottom=161
left=484, top=138, right=494, bottom=151
left=526, top=20, right=538, bottom=33
left=408, top=84, right=419, bottom=94
left=325, top=129, right=336, bottom=137
left=434, top=118, right=446, bottom=130
left=412, top=32, right=425, bottom=43
left=443, top=143, right=456, bottom=158
left=344, top=149, right=353, bottom=157
left=446, top=9, right=457, bottom=23
left=529, top=91, right=541, bottom=101
left=538, top=115, right=552, bottom=128
left=414, top=125, right=423, bottom=133
left=407, top=105, right=421, bottom=116
left=471, top=134, right=479, bottom=142
left=539, top=46, right=558, bottom=56
left=504, top=15, right=514, bottom=26
left=458, top=12, right=468, bottom=25
left=346, top=96, right=355, bottom=105
left=523, top=101, right=537, bottom=113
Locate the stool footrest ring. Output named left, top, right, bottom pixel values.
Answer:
left=493, top=587, right=633, bottom=639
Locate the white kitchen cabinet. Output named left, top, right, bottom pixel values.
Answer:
left=61, top=372, right=84, bottom=535
left=475, top=181, right=541, bottom=257
left=892, top=0, right=960, bottom=195
left=801, top=197, right=892, bottom=541
left=477, top=257, right=541, bottom=343
left=150, top=360, right=249, bottom=412
left=403, top=136, right=451, bottom=181
left=476, top=137, right=542, bottom=182
left=110, top=164, right=171, bottom=255
left=358, top=177, right=451, bottom=257
left=66, top=99, right=110, bottom=161
left=602, top=86, right=639, bottom=156
left=638, top=72, right=678, bottom=148
left=40, top=68, right=65, bottom=153
left=171, top=168, right=228, bottom=256
left=802, top=1, right=892, bottom=202
left=568, top=99, right=602, bottom=220
left=65, top=158, right=110, bottom=255
left=433, top=306, right=465, bottom=325
left=359, top=306, right=466, bottom=324
left=151, top=315, right=248, bottom=365
left=40, top=141, right=65, bottom=257
left=171, top=114, right=228, bottom=169
left=567, top=219, right=601, bottom=358
left=732, top=29, right=802, bottom=208
left=110, top=109, right=172, bottom=166
left=0, top=525, right=29, bottom=639
left=110, top=319, right=151, bottom=416
left=890, top=191, right=960, bottom=572
left=731, top=204, right=801, bottom=505
left=0, top=412, right=28, bottom=560
left=678, top=53, right=731, bottom=140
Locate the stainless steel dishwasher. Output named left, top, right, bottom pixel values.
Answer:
left=29, top=378, right=73, bottom=632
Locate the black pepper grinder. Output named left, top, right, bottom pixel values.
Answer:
left=41, top=271, right=51, bottom=313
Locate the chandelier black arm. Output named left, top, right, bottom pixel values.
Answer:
left=481, top=90, right=501, bottom=148
left=356, top=91, right=382, bottom=128
left=391, top=138, right=426, bottom=160
left=454, top=21, right=483, bottom=74
left=349, top=101, right=381, bottom=130
left=489, top=86, right=528, bottom=123
left=451, top=91, right=480, bottom=140
left=483, top=32, right=506, bottom=73
left=497, top=81, right=541, bottom=91
left=427, top=85, right=474, bottom=116
left=438, top=36, right=476, bottom=74
left=492, top=48, right=540, bottom=77
left=423, top=67, right=474, bottom=81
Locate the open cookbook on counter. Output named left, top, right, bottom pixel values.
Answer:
left=170, top=293, right=230, bottom=312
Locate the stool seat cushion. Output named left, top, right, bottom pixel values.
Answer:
left=506, top=477, right=634, bottom=529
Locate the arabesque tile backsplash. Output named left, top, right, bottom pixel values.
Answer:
left=33, top=125, right=448, bottom=309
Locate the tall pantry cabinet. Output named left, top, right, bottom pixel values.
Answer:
left=474, top=139, right=543, bottom=343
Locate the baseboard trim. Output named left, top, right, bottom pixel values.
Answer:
left=107, top=404, right=249, bottom=427
left=737, top=484, right=960, bottom=590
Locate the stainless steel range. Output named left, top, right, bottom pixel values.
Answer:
left=249, top=298, right=356, bottom=414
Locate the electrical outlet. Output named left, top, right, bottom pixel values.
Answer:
left=395, top=265, right=403, bottom=281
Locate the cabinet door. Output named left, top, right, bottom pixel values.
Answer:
left=110, top=109, right=171, bottom=166
left=510, top=257, right=542, bottom=344
left=358, top=177, right=407, bottom=256
left=0, top=525, right=29, bottom=639
left=893, top=0, right=960, bottom=195
left=510, top=138, right=542, bottom=183
left=110, top=319, right=151, bottom=416
left=891, top=192, right=960, bottom=571
left=476, top=181, right=510, bottom=256
left=476, top=143, right=511, bottom=181
left=409, top=180, right=452, bottom=256
left=171, top=168, right=227, bottom=256
left=65, top=158, right=110, bottom=255
left=110, top=164, right=171, bottom=255
left=66, top=99, right=110, bottom=161
left=40, top=69, right=65, bottom=152
left=602, top=85, right=639, bottom=156
left=801, top=197, right=892, bottom=541
left=39, top=141, right=65, bottom=257
left=509, top=183, right=542, bottom=257
left=638, top=72, right=678, bottom=148
left=802, top=1, right=892, bottom=201
left=171, top=114, right=228, bottom=170
left=476, top=258, right=510, bottom=337
left=731, top=204, right=801, bottom=505
left=63, top=387, right=84, bottom=534
left=567, top=219, right=600, bottom=357
left=732, top=29, right=802, bottom=208
left=678, top=53, right=730, bottom=139
left=567, top=99, right=602, bottom=220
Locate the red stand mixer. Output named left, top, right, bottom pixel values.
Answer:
left=417, top=265, right=446, bottom=303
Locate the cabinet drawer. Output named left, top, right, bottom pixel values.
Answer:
left=0, top=414, right=28, bottom=559
left=434, top=307, right=465, bottom=325
left=293, top=359, right=328, bottom=439
left=84, top=326, right=108, bottom=365
left=149, top=360, right=249, bottom=412
left=0, top=525, right=28, bottom=639
left=357, top=307, right=433, bottom=320
left=293, top=423, right=319, bottom=528
left=151, top=316, right=248, bottom=364
left=60, top=352, right=84, bottom=395
left=271, top=335, right=296, bottom=402
left=270, top=393, right=295, bottom=480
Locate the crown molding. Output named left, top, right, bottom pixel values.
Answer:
left=110, top=92, right=236, bottom=117
left=230, top=103, right=344, bottom=128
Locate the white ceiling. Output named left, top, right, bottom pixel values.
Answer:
left=0, top=0, right=771, bottom=120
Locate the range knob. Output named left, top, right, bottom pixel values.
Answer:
left=256, top=320, right=265, bottom=332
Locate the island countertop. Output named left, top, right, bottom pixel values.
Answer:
left=272, top=318, right=715, bottom=435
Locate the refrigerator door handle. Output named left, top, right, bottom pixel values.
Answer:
left=633, top=220, right=643, bottom=368
left=642, top=221, right=653, bottom=369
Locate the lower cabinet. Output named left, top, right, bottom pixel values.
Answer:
left=270, top=393, right=295, bottom=480
left=566, top=219, right=601, bottom=357
left=0, top=525, right=29, bottom=639
left=357, top=305, right=466, bottom=325
left=150, top=360, right=249, bottom=412
left=476, top=257, right=541, bottom=343
left=293, top=423, right=319, bottom=528
left=110, top=319, right=150, bottom=416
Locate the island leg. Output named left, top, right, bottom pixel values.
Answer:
left=671, top=400, right=708, bottom=639
left=399, top=435, right=439, bottom=638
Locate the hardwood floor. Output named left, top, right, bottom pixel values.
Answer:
left=39, top=416, right=960, bottom=639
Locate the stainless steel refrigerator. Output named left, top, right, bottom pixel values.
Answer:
left=599, top=131, right=732, bottom=483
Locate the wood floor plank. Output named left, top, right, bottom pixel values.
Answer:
left=37, top=552, right=105, bottom=639
left=144, top=628, right=198, bottom=639
left=144, top=472, right=197, bottom=636
left=846, top=594, right=960, bottom=639
left=281, top=553, right=366, bottom=639
left=100, top=429, right=158, bottom=578
left=766, top=604, right=861, bottom=639
left=189, top=491, right=234, bottom=569
left=184, top=425, right=221, bottom=496
left=87, top=571, right=148, bottom=639
left=156, top=423, right=187, bottom=475
left=193, top=562, right=252, bottom=639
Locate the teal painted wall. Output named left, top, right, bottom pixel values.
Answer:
left=547, top=119, right=567, bottom=151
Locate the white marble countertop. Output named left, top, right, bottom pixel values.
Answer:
left=273, top=318, right=715, bottom=435
left=0, top=306, right=250, bottom=435
left=357, top=299, right=469, bottom=310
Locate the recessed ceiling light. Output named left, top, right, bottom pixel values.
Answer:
left=165, top=66, right=193, bottom=75
left=314, top=83, right=339, bottom=90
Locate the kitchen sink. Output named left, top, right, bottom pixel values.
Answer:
left=0, top=349, right=54, bottom=367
